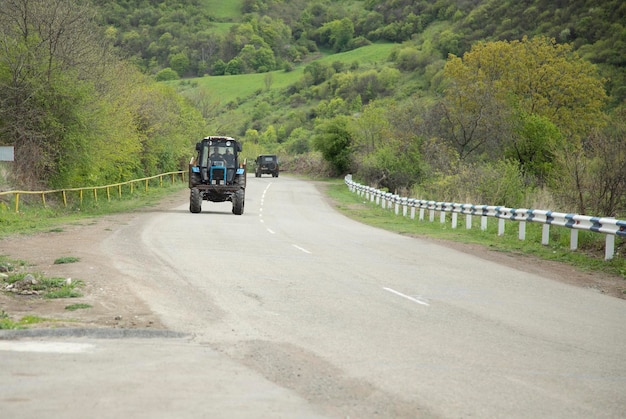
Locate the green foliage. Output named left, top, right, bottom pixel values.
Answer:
left=54, top=257, right=80, bottom=264
left=421, top=159, right=530, bottom=207
left=156, top=68, right=180, bottom=81
left=65, top=303, right=92, bottom=311
left=312, top=116, right=353, bottom=175
left=505, top=113, right=562, bottom=183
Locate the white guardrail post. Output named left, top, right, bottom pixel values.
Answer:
left=344, top=175, right=625, bottom=260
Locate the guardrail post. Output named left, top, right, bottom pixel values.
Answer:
left=419, top=207, right=425, bottom=221
left=394, top=198, right=400, bottom=215
left=481, top=216, right=487, bottom=231
left=439, top=211, right=445, bottom=224
left=519, top=221, right=526, bottom=240
left=605, top=235, right=615, bottom=260
left=570, top=230, right=578, bottom=250
left=542, top=224, right=550, bottom=245
left=452, top=212, right=458, bottom=229
left=410, top=205, right=415, bottom=219
left=402, top=198, right=408, bottom=217
left=498, top=218, right=505, bottom=236
left=466, top=214, right=472, bottom=229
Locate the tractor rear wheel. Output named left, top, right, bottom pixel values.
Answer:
left=190, top=188, right=202, bottom=213
left=232, top=189, right=245, bottom=215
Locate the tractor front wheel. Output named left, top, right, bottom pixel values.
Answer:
left=190, top=188, right=202, bottom=213
left=232, top=189, right=245, bottom=215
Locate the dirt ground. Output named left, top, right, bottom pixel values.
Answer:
left=1, top=190, right=624, bottom=330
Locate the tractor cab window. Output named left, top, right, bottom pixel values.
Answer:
left=200, top=139, right=236, bottom=168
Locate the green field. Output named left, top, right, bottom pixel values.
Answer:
left=200, top=0, right=243, bottom=20
left=173, top=42, right=397, bottom=108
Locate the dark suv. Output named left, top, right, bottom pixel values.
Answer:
left=255, top=154, right=279, bottom=177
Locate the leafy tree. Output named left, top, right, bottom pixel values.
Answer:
left=0, top=0, right=114, bottom=188
left=212, top=59, right=226, bottom=75
left=505, top=112, right=562, bottom=184
left=168, top=52, right=190, bottom=76
left=318, top=18, right=355, bottom=52
left=312, top=116, right=352, bottom=175
left=155, top=68, right=179, bottom=81
left=440, top=36, right=607, bottom=161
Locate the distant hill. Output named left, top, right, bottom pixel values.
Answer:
left=95, top=0, right=624, bottom=102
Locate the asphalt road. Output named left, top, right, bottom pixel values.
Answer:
left=2, top=175, right=626, bottom=418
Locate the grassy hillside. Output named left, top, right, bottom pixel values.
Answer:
left=200, top=0, right=243, bottom=20
left=174, top=42, right=397, bottom=107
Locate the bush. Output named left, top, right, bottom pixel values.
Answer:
left=155, top=68, right=179, bottom=81
left=420, top=159, right=530, bottom=206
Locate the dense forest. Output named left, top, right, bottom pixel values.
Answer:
left=1, top=0, right=625, bottom=218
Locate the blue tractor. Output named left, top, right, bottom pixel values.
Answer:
left=188, top=136, right=246, bottom=214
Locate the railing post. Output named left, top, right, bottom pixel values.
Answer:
left=466, top=214, right=472, bottom=229
left=605, top=235, right=615, bottom=260
left=570, top=229, right=578, bottom=250
left=481, top=216, right=487, bottom=231
left=542, top=224, right=550, bottom=245
left=419, top=207, right=425, bottom=221
left=452, top=212, right=458, bottom=229
left=519, top=221, right=526, bottom=240
left=498, top=218, right=505, bottom=236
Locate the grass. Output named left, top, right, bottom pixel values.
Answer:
left=54, top=256, right=80, bottom=264
left=65, top=303, right=92, bottom=311
left=0, top=310, right=50, bottom=329
left=326, top=180, right=626, bottom=280
left=2, top=267, right=85, bottom=298
left=200, top=0, right=243, bottom=20
left=0, top=180, right=187, bottom=238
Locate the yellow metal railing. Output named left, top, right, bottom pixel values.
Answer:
left=0, top=171, right=186, bottom=213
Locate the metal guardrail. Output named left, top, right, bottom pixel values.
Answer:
left=345, top=175, right=626, bottom=260
left=0, top=171, right=186, bottom=213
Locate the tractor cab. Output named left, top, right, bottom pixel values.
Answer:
left=194, top=136, right=242, bottom=185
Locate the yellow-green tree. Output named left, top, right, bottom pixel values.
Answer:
left=441, top=36, right=607, bottom=157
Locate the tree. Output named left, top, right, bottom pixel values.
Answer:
left=312, top=116, right=352, bottom=175
left=168, top=52, right=190, bottom=76
left=438, top=36, right=608, bottom=161
left=0, top=0, right=115, bottom=187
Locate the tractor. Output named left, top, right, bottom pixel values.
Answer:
left=188, top=136, right=246, bottom=214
